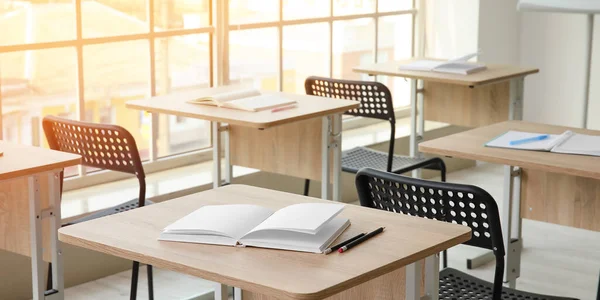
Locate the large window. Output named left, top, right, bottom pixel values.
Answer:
left=0, top=0, right=416, bottom=181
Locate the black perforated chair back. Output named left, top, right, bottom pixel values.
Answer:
left=356, top=167, right=506, bottom=299
left=43, top=115, right=145, bottom=178
left=356, top=167, right=504, bottom=255
left=305, top=76, right=395, bottom=123
left=42, top=116, right=147, bottom=206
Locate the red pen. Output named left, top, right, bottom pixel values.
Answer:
left=271, top=104, right=297, bottom=113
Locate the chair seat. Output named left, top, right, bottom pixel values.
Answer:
left=341, top=146, right=441, bottom=174
left=439, top=268, right=578, bottom=300
left=64, top=199, right=153, bottom=226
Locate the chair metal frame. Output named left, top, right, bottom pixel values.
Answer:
left=356, top=167, right=578, bottom=300
left=42, top=115, right=153, bottom=300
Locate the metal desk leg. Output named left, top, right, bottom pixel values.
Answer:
left=214, top=283, right=228, bottom=300
left=425, top=254, right=440, bottom=300
left=502, top=166, right=522, bottom=288
left=211, top=122, right=230, bottom=299
left=28, top=170, right=65, bottom=300
left=47, top=171, right=64, bottom=300
left=410, top=79, right=423, bottom=178
left=29, top=175, right=45, bottom=300
left=321, top=116, right=331, bottom=200
left=223, top=125, right=232, bottom=185
left=509, top=77, right=525, bottom=121
left=332, top=114, right=342, bottom=202
left=212, top=121, right=222, bottom=189
left=406, top=261, right=421, bottom=300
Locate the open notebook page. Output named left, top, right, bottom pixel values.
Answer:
left=485, top=130, right=569, bottom=151
left=240, top=218, right=350, bottom=253
left=244, top=203, right=345, bottom=236
left=162, top=204, right=273, bottom=240
left=552, top=131, right=600, bottom=156
left=195, top=88, right=261, bottom=103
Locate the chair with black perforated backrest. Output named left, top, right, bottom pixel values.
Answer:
left=42, top=115, right=154, bottom=300
left=303, top=76, right=449, bottom=266
left=355, top=168, right=579, bottom=300
left=302, top=76, right=446, bottom=190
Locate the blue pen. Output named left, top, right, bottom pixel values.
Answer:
left=509, top=134, right=550, bottom=146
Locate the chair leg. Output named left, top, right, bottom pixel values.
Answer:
left=147, top=265, right=154, bottom=300
left=130, top=261, right=140, bottom=300
left=440, top=163, right=448, bottom=268
left=303, top=179, right=310, bottom=196
left=46, top=262, right=52, bottom=291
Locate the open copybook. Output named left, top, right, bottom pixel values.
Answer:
left=486, top=130, right=600, bottom=156
left=399, top=52, right=487, bottom=75
left=187, top=88, right=297, bottom=112
left=159, top=203, right=350, bottom=253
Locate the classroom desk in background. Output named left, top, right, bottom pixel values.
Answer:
left=354, top=60, right=539, bottom=176
left=0, top=141, right=81, bottom=300
left=126, top=86, right=359, bottom=202
left=419, top=120, right=600, bottom=287
left=58, top=184, right=471, bottom=300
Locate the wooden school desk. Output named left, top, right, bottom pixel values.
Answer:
left=58, top=184, right=471, bottom=300
left=354, top=60, right=539, bottom=176
left=419, top=120, right=600, bottom=288
left=0, top=141, right=80, bottom=300
left=126, top=86, right=359, bottom=201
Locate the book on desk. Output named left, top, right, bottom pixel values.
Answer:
left=187, top=88, right=297, bottom=112
left=400, top=51, right=487, bottom=75
left=486, top=130, right=600, bottom=156
left=159, top=203, right=350, bottom=253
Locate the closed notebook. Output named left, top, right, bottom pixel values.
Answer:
left=485, top=130, right=600, bottom=156
left=159, top=203, right=350, bottom=253
left=187, top=88, right=297, bottom=112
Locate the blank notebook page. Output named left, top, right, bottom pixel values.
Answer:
left=248, top=203, right=345, bottom=234
left=163, top=204, right=273, bottom=240
left=553, top=133, right=600, bottom=155
left=485, top=130, right=564, bottom=151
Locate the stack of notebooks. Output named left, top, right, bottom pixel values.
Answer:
left=187, top=88, right=296, bottom=112
left=399, top=51, right=487, bottom=75
left=159, top=203, right=350, bottom=253
left=486, top=130, right=600, bottom=156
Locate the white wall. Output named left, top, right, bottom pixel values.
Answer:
left=478, top=0, right=521, bottom=64
left=426, top=1, right=599, bottom=128
left=424, top=0, right=479, bottom=59
left=520, top=12, right=592, bottom=127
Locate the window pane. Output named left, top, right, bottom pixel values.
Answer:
left=283, top=23, right=329, bottom=94
left=378, top=0, right=413, bottom=12
left=154, top=0, right=210, bottom=31
left=377, top=15, right=413, bottom=107
left=230, top=28, right=278, bottom=90
left=0, top=47, right=79, bottom=176
left=332, top=18, right=375, bottom=81
left=283, top=0, right=329, bottom=21
left=82, top=0, right=149, bottom=38
left=0, top=1, right=76, bottom=45
left=229, top=0, right=278, bottom=25
left=155, top=35, right=211, bottom=157
left=83, top=41, right=150, bottom=162
left=333, top=0, right=375, bottom=16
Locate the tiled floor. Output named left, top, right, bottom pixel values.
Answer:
left=65, top=163, right=600, bottom=299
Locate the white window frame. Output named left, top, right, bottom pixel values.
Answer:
left=0, top=0, right=422, bottom=191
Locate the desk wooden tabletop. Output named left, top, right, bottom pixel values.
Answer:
left=419, top=121, right=600, bottom=180
left=126, top=86, right=359, bottom=129
left=59, top=184, right=470, bottom=300
left=0, top=141, right=81, bottom=181
left=353, top=60, right=539, bottom=86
